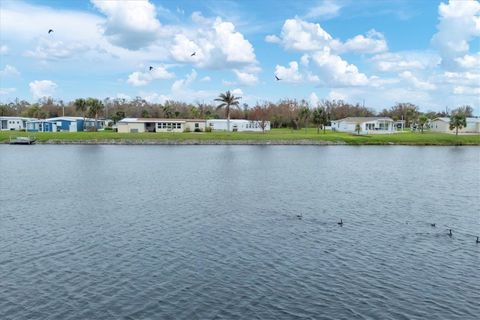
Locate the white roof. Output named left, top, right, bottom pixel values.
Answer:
left=0, top=116, right=37, bottom=120
left=207, top=119, right=263, bottom=123
left=46, top=116, right=85, bottom=121
left=434, top=117, right=480, bottom=123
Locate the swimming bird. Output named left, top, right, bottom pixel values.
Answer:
left=275, top=75, right=281, bottom=81
left=448, top=229, right=452, bottom=237
left=476, top=236, right=479, bottom=244
left=338, top=219, right=343, bottom=226
left=48, top=29, right=54, bottom=34
left=430, top=223, right=436, bottom=227
left=191, top=52, right=196, bottom=56
left=149, top=66, right=153, bottom=71
left=296, top=213, right=302, bottom=220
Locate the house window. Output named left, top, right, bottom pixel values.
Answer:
left=195, top=123, right=199, bottom=128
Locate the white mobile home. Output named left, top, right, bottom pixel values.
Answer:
left=206, top=119, right=271, bottom=132
left=430, top=117, right=480, bottom=134
left=0, top=117, right=36, bottom=131
left=117, top=118, right=206, bottom=133
left=331, top=117, right=395, bottom=134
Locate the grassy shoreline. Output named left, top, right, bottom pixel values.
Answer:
left=1, top=129, right=479, bottom=145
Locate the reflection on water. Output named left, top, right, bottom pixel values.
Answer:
left=1, top=145, right=479, bottom=320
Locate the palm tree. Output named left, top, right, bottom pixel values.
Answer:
left=74, top=98, right=87, bottom=130
left=449, top=113, right=467, bottom=136
left=355, top=123, right=361, bottom=135
left=418, top=115, right=428, bottom=133
left=86, top=98, right=104, bottom=131
left=215, top=91, right=241, bottom=131
left=312, top=108, right=323, bottom=134
left=162, top=105, right=172, bottom=118
left=299, top=107, right=311, bottom=133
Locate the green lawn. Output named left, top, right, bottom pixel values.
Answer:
left=1, top=129, right=479, bottom=145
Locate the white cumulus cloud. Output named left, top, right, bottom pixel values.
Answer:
left=399, top=71, right=436, bottom=91
left=127, top=65, right=175, bottom=86
left=29, top=80, right=57, bottom=99
left=233, top=69, right=258, bottom=86
left=337, top=29, right=388, bottom=54
left=370, top=51, right=441, bottom=72
left=454, top=53, right=480, bottom=69
left=275, top=61, right=303, bottom=83
left=0, top=64, right=20, bottom=77
left=91, top=0, right=162, bottom=50
left=305, top=1, right=342, bottom=20
left=309, top=92, right=320, bottom=106
left=431, top=0, right=480, bottom=66
left=311, top=48, right=369, bottom=86
left=268, top=18, right=333, bottom=51
left=231, top=88, right=243, bottom=96
left=170, top=13, right=257, bottom=70
left=171, top=69, right=197, bottom=93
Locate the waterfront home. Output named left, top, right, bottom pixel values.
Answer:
left=430, top=117, right=480, bottom=134
left=26, top=119, right=56, bottom=132
left=331, top=117, right=395, bottom=134
left=206, top=119, right=271, bottom=132
left=117, top=118, right=207, bottom=133
left=0, top=116, right=36, bottom=131
left=26, top=117, right=102, bottom=132
left=27, top=117, right=84, bottom=132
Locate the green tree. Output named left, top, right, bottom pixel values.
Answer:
left=312, top=108, right=324, bottom=134
left=355, top=123, right=361, bottom=135
left=299, top=107, right=311, bottom=133
left=418, top=115, right=428, bottom=133
left=86, top=98, right=104, bottom=131
left=449, top=113, right=467, bottom=136
left=74, top=98, right=88, bottom=130
left=214, top=90, right=241, bottom=131
left=162, top=105, right=172, bottom=118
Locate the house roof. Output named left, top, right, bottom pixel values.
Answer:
left=335, top=117, right=393, bottom=123
left=0, top=116, right=37, bottom=120
left=118, top=118, right=206, bottom=123
left=46, top=116, right=86, bottom=121
left=433, top=117, right=480, bottom=123
left=207, top=119, right=266, bottom=123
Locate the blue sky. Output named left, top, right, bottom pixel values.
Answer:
left=0, top=0, right=479, bottom=113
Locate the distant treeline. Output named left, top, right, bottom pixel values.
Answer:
left=0, top=96, right=474, bottom=129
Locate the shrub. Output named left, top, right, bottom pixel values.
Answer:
left=205, top=126, right=212, bottom=132
left=194, top=128, right=203, bottom=132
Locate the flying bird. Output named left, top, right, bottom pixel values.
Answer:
left=48, top=29, right=54, bottom=34
left=275, top=75, right=281, bottom=81
left=149, top=66, right=153, bottom=71
left=191, top=52, right=196, bottom=56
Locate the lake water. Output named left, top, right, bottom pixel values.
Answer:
left=1, top=145, right=479, bottom=320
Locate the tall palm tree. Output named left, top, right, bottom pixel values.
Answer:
left=74, top=98, right=87, bottom=130
left=86, top=98, right=104, bottom=131
left=312, top=108, right=323, bottom=134
left=215, top=91, right=241, bottom=131
left=299, top=107, right=311, bottom=133
left=418, top=115, right=428, bottom=133
left=449, top=113, right=467, bottom=136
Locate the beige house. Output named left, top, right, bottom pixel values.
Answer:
left=430, top=117, right=480, bottom=134
left=117, top=118, right=206, bottom=133
left=331, top=117, right=395, bottom=134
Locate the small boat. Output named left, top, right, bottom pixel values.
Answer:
left=9, top=136, right=36, bottom=145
